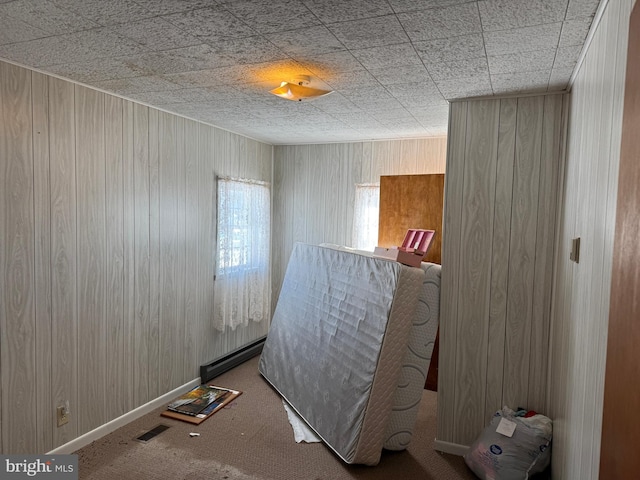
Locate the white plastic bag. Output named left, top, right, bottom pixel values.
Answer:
left=464, top=406, right=552, bottom=480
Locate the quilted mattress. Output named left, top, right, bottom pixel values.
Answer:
left=316, top=245, right=442, bottom=451
left=259, top=243, right=423, bottom=465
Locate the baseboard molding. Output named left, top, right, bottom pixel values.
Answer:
left=200, top=335, right=266, bottom=384
left=47, top=378, right=200, bottom=455
left=433, top=439, right=469, bottom=457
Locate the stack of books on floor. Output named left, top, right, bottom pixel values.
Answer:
left=162, top=384, right=242, bottom=425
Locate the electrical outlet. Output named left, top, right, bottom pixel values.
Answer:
left=57, top=405, right=69, bottom=427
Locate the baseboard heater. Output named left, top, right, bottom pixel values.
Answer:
left=200, top=335, right=267, bottom=384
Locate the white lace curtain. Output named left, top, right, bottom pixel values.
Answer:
left=214, top=177, right=271, bottom=331
left=352, top=183, right=380, bottom=251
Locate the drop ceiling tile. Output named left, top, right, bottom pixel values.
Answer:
left=220, top=0, right=320, bottom=34
left=565, top=0, right=601, bottom=20
left=0, top=0, right=99, bottom=35
left=212, top=36, right=288, bottom=65
left=51, top=0, right=156, bottom=26
left=386, top=81, right=442, bottom=101
left=491, top=70, right=550, bottom=94
left=0, top=15, right=49, bottom=45
left=327, top=15, right=410, bottom=50
left=93, top=75, right=183, bottom=95
left=488, top=49, right=555, bottom=75
left=398, top=3, right=482, bottom=41
left=332, top=113, right=383, bottom=129
left=265, top=26, right=345, bottom=57
left=357, top=97, right=408, bottom=112
left=484, top=23, right=562, bottom=55
left=435, top=75, right=493, bottom=99
left=478, top=0, right=568, bottom=31
left=128, top=0, right=214, bottom=16
left=553, top=45, right=582, bottom=69
left=413, top=34, right=485, bottom=63
left=111, top=17, right=201, bottom=51
left=389, top=0, right=473, bottom=14
left=45, top=57, right=150, bottom=83
left=559, top=18, right=592, bottom=47
left=339, top=84, right=395, bottom=104
left=126, top=90, right=188, bottom=106
left=368, top=64, right=433, bottom=86
left=322, top=70, right=381, bottom=91
left=369, top=107, right=414, bottom=120
left=549, top=67, right=574, bottom=90
left=409, top=104, right=450, bottom=126
left=296, top=51, right=367, bottom=79
left=0, top=27, right=148, bottom=67
left=162, top=7, right=256, bottom=40
left=351, top=43, right=422, bottom=70
left=122, top=44, right=234, bottom=75
left=162, top=65, right=251, bottom=88
left=309, top=93, right=361, bottom=114
left=302, top=0, right=393, bottom=24
left=426, top=56, right=489, bottom=81
left=387, top=83, right=448, bottom=107
left=174, top=86, right=249, bottom=103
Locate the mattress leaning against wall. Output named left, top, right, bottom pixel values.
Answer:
left=383, top=261, right=441, bottom=450
left=259, top=243, right=424, bottom=465
left=316, top=244, right=443, bottom=451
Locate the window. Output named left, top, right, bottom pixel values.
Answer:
left=352, top=183, right=380, bottom=251
left=214, top=177, right=270, bottom=331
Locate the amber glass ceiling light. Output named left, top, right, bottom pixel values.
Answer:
left=269, top=75, right=333, bottom=102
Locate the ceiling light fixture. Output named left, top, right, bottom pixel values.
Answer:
left=269, top=75, right=333, bottom=102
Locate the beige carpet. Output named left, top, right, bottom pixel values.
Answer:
left=75, top=356, right=476, bottom=480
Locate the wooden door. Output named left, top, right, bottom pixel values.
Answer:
left=600, top=2, right=640, bottom=476
left=378, top=174, right=445, bottom=264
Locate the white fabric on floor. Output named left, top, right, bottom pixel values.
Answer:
left=282, top=400, right=321, bottom=444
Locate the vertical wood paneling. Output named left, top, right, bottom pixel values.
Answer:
left=104, top=95, right=125, bottom=420
left=502, top=96, right=544, bottom=409
left=198, top=124, right=216, bottom=364
left=528, top=95, right=563, bottom=413
left=292, top=146, right=308, bottom=244
left=0, top=61, right=36, bottom=453
left=122, top=100, right=135, bottom=413
left=438, top=94, right=564, bottom=448
left=184, top=119, right=199, bottom=381
left=437, top=102, right=467, bottom=442
left=158, top=112, right=180, bottom=393
left=49, top=77, right=77, bottom=447
left=148, top=108, right=160, bottom=402
left=453, top=100, right=500, bottom=444
left=175, top=117, right=187, bottom=383
left=133, top=103, right=150, bottom=407
left=31, top=71, right=53, bottom=453
left=75, top=85, right=106, bottom=435
left=0, top=60, right=274, bottom=454
left=548, top=1, right=634, bottom=478
left=485, top=98, right=516, bottom=417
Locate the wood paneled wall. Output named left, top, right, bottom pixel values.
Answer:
left=0, top=60, right=272, bottom=454
left=548, top=0, right=634, bottom=478
left=271, top=138, right=447, bottom=308
left=437, top=94, right=565, bottom=447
